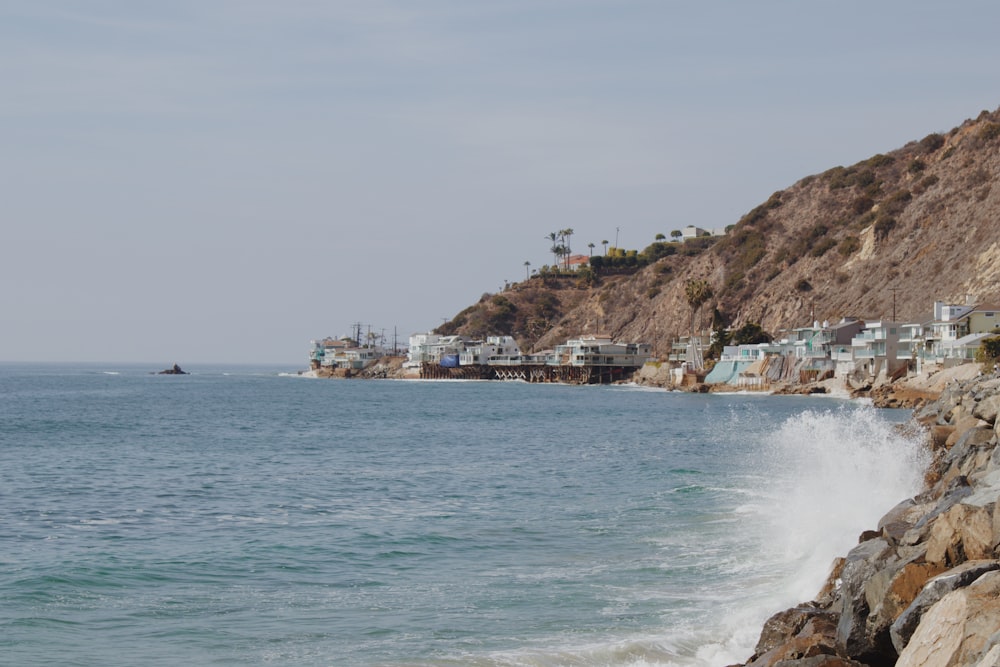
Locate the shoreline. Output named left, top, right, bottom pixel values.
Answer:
left=735, top=369, right=1000, bottom=667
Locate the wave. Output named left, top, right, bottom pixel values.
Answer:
left=685, top=404, right=928, bottom=665
left=434, top=404, right=928, bottom=667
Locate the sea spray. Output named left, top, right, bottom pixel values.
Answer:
left=694, top=404, right=929, bottom=666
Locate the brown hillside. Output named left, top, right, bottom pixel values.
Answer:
left=440, top=108, right=1000, bottom=358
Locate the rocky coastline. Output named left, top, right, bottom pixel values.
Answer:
left=734, top=369, right=1000, bottom=667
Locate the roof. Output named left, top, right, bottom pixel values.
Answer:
left=943, top=332, right=996, bottom=348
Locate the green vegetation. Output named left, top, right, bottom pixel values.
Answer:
left=639, top=241, right=678, bottom=262
left=838, top=236, right=861, bottom=256
left=920, top=133, right=945, bottom=153
left=684, top=279, right=713, bottom=335
left=979, top=122, right=1000, bottom=143
left=880, top=189, right=912, bottom=216
left=976, top=336, right=1000, bottom=372
left=873, top=216, right=897, bottom=240
left=740, top=192, right=783, bottom=228
left=707, top=319, right=771, bottom=360
left=810, top=237, right=837, bottom=258
left=679, top=236, right=716, bottom=256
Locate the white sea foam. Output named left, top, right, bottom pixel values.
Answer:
left=691, top=405, right=928, bottom=666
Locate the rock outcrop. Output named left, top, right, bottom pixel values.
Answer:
left=740, top=371, right=1000, bottom=667
left=157, top=363, right=188, bottom=375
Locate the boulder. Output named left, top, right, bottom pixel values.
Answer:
left=945, top=417, right=991, bottom=449
left=895, top=570, right=1000, bottom=667
left=835, top=538, right=896, bottom=663
left=890, top=560, right=1000, bottom=654
left=930, top=425, right=956, bottom=450
left=864, top=559, right=946, bottom=651
left=157, top=363, right=188, bottom=375
left=748, top=609, right=840, bottom=667
left=972, top=394, right=1000, bottom=425
left=755, top=606, right=818, bottom=657
left=771, top=656, right=869, bottom=667
left=925, top=504, right=994, bottom=567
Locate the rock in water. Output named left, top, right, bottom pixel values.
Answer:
left=158, top=364, right=188, bottom=375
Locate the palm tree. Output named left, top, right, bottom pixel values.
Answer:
left=587, top=242, right=595, bottom=256
left=546, top=232, right=560, bottom=265
left=685, top=279, right=713, bottom=336
left=524, top=260, right=531, bottom=280
left=684, top=279, right=713, bottom=372
left=559, top=228, right=574, bottom=269
left=601, top=239, right=609, bottom=255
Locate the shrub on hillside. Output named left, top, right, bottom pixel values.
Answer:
left=640, top=241, right=677, bottom=262
left=838, top=236, right=861, bottom=256
left=979, top=122, right=1000, bottom=143
left=874, top=216, right=896, bottom=240
left=880, top=189, right=912, bottom=216
left=920, top=133, right=945, bottom=153
left=810, top=237, right=837, bottom=258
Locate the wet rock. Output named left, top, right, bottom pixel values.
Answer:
left=748, top=608, right=840, bottom=667
left=771, top=657, right=868, bottom=667
left=835, top=538, right=896, bottom=664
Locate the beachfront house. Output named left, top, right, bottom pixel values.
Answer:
left=551, top=335, right=652, bottom=367
left=921, top=299, right=1000, bottom=363
left=407, top=333, right=472, bottom=367
left=310, top=337, right=351, bottom=369
left=459, top=336, right=522, bottom=365
left=849, top=319, right=904, bottom=380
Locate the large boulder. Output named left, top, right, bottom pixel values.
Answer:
left=835, top=538, right=897, bottom=664
left=890, top=560, right=1000, bottom=654
left=972, top=393, right=1000, bottom=425
left=925, top=504, right=995, bottom=567
left=864, top=558, right=946, bottom=655
left=895, top=570, right=1000, bottom=667
left=747, top=610, right=841, bottom=667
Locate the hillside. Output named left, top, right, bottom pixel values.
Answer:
left=439, top=107, right=1000, bottom=357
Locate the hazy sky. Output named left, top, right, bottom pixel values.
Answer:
left=4, top=1, right=1000, bottom=365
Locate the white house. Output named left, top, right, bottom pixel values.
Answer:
left=459, top=336, right=522, bottom=365
left=552, top=335, right=652, bottom=367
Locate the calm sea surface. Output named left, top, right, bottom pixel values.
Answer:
left=0, top=363, right=926, bottom=666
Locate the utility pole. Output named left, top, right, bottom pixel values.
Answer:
left=888, top=286, right=900, bottom=322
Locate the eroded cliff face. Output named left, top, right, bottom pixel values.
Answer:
left=737, top=372, right=1000, bottom=667
left=442, top=108, right=1000, bottom=357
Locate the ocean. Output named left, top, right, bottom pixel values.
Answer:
left=0, top=363, right=928, bottom=667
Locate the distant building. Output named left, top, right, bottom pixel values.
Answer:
left=552, top=335, right=652, bottom=367
left=681, top=225, right=727, bottom=240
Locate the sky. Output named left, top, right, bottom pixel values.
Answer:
left=4, top=1, right=1000, bottom=366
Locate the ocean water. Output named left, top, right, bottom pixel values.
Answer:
left=0, top=363, right=928, bottom=667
